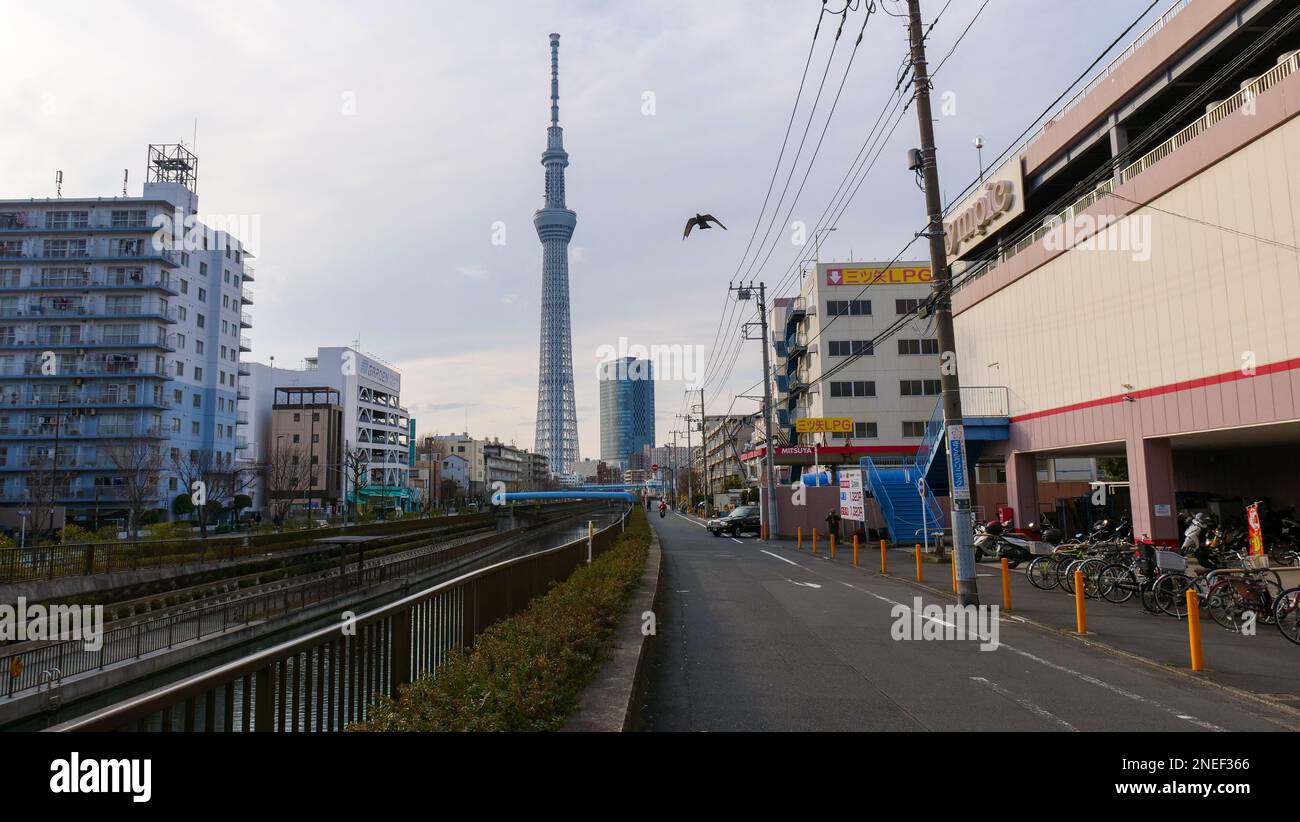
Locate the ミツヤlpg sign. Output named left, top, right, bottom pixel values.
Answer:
left=944, top=158, right=1024, bottom=261
left=824, top=264, right=932, bottom=287
left=795, top=417, right=854, bottom=434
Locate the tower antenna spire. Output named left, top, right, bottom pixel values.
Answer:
left=550, top=32, right=561, bottom=127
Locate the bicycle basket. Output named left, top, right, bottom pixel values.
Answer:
left=1242, top=554, right=1270, bottom=571
left=1154, top=550, right=1187, bottom=572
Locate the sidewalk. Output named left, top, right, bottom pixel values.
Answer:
left=776, top=537, right=1300, bottom=710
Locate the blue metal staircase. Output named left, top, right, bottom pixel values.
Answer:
left=862, top=400, right=946, bottom=543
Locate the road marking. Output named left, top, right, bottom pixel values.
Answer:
left=835, top=580, right=1227, bottom=731
left=970, top=676, right=1078, bottom=731
left=998, top=643, right=1226, bottom=732
left=785, top=579, right=822, bottom=589
left=761, top=550, right=803, bottom=568
left=673, top=512, right=707, bottom=528
left=730, top=538, right=744, bottom=544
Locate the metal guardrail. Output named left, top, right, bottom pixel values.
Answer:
left=959, top=385, right=1010, bottom=417
left=46, top=509, right=629, bottom=731
left=0, top=513, right=494, bottom=585
left=0, top=519, right=535, bottom=701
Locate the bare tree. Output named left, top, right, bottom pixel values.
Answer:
left=24, top=452, right=73, bottom=543
left=263, top=442, right=312, bottom=528
left=170, top=450, right=254, bottom=539
left=343, top=444, right=370, bottom=524
left=106, top=437, right=165, bottom=539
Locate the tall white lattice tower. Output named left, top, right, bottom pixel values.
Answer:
left=533, top=32, right=579, bottom=476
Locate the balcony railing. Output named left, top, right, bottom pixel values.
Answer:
left=240, top=286, right=254, bottom=304
left=239, top=335, right=251, bottom=351
left=956, top=49, right=1300, bottom=295
left=240, top=311, right=252, bottom=327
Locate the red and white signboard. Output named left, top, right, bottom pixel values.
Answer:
left=651, top=463, right=660, bottom=474
left=1247, top=502, right=1265, bottom=556
left=839, top=469, right=865, bottom=522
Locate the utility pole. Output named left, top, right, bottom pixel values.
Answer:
left=731, top=282, right=779, bottom=540
left=907, top=0, right=977, bottom=606
left=696, top=389, right=711, bottom=515
left=677, top=413, right=694, bottom=511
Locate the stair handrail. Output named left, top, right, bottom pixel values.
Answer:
left=914, top=397, right=947, bottom=474
left=862, top=457, right=896, bottom=540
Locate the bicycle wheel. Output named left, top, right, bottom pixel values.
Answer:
left=1059, top=559, right=1082, bottom=594
left=1206, top=578, right=1247, bottom=631
left=1097, top=564, right=1135, bottom=604
left=1079, top=558, right=1107, bottom=599
left=1154, top=573, right=1195, bottom=618
left=1139, top=578, right=1163, bottom=614
left=1274, top=587, right=1300, bottom=645
left=1026, top=556, right=1058, bottom=590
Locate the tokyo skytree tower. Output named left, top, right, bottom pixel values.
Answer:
left=533, top=32, right=579, bottom=477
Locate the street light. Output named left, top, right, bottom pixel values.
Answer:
left=973, top=135, right=986, bottom=183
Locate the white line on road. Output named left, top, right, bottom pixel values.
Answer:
left=673, top=512, right=707, bottom=528
left=970, top=676, right=1078, bottom=731
left=730, top=538, right=744, bottom=544
left=761, top=550, right=803, bottom=568
left=785, top=579, right=822, bottom=589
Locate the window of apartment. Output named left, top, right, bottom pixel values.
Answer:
left=224, top=270, right=231, bottom=284
left=0, top=269, right=18, bottom=288
left=109, top=210, right=147, bottom=228
left=175, top=361, right=184, bottom=377
left=896, top=298, right=922, bottom=315
left=292, top=434, right=301, bottom=444
left=199, top=262, right=208, bottom=276
left=897, top=338, right=939, bottom=355
left=828, top=340, right=873, bottom=357
left=192, top=421, right=200, bottom=435
left=193, top=393, right=201, bottom=407
left=46, top=211, right=89, bottom=230
left=196, top=313, right=205, bottom=328
left=171, top=417, right=181, bottom=432
left=181, top=252, right=189, bottom=267
left=222, top=320, right=229, bottom=334
left=899, top=380, right=941, bottom=396
left=293, top=413, right=301, bottom=422
left=43, top=239, right=87, bottom=258
left=198, top=287, right=206, bottom=302
left=220, top=345, right=227, bottom=359
left=902, top=421, right=928, bottom=438
left=180, top=279, right=188, bottom=294
left=173, top=389, right=183, bottom=404
left=829, top=380, right=875, bottom=398
left=827, top=300, right=849, bottom=317
left=177, top=306, right=187, bottom=322
left=193, top=366, right=202, bottom=381
left=195, top=340, right=203, bottom=355
left=222, top=295, right=229, bottom=309
left=833, top=422, right=878, bottom=440
left=168, top=477, right=178, bottom=491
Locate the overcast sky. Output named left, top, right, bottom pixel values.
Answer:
left=3, top=0, right=1168, bottom=458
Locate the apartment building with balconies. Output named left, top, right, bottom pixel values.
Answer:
left=0, top=144, right=252, bottom=526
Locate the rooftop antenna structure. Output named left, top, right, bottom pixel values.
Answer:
left=55, top=170, right=63, bottom=198
left=147, top=143, right=198, bottom=192
left=122, top=169, right=129, bottom=197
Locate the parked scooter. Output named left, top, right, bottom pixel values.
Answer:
left=973, top=519, right=1033, bottom=567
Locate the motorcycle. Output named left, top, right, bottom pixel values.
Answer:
left=658, top=506, right=666, bottom=519
left=973, top=519, right=1033, bottom=567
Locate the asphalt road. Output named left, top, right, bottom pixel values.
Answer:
left=641, top=511, right=1299, bottom=732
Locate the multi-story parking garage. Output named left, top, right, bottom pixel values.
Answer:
left=950, top=0, right=1300, bottom=544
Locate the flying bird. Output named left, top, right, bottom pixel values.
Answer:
left=683, top=213, right=727, bottom=239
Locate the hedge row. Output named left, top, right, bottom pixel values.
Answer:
left=355, top=507, right=651, bottom=732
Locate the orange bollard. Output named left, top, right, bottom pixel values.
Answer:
left=761, top=523, right=769, bottom=541
left=1001, top=558, right=1012, bottom=612
left=915, top=545, right=923, bottom=582
left=880, top=540, right=887, bottom=574
left=1187, top=588, right=1204, bottom=672
left=812, top=529, right=818, bottom=555
left=1074, top=569, right=1087, bottom=634
left=951, top=556, right=957, bottom=593
left=830, top=534, right=837, bottom=560
left=797, top=527, right=803, bottom=551
left=853, top=534, right=860, bottom=567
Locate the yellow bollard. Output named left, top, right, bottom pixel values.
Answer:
left=761, top=523, right=769, bottom=541
left=880, top=540, right=887, bottom=574
left=951, top=556, right=957, bottom=593
left=1074, top=569, right=1087, bottom=634
left=830, top=534, right=837, bottom=560
left=1001, top=558, right=1013, bottom=612
left=915, top=545, right=923, bottom=582
left=1187, top=588, right=1204, bottom=672
left=797, top=527, right=803, bottom=551
left=812, top=529, right=818, bottom=555
left=853, top=534, right=860, bottom=567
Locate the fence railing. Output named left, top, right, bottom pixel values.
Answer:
left=0, top=512, right=495, bottom=585
left=46, top=510, right=629, bottom=731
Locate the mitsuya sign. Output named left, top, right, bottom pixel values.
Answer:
left=944, top=158, right=1024, bottom=261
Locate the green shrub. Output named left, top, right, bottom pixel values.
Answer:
left=356, top=509, right=650, bottom=732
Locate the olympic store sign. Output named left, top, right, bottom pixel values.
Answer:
left=944, top=158, right=1025, bottom=261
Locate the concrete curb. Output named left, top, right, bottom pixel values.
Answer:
left=562, top=525, right=663, bottom=732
